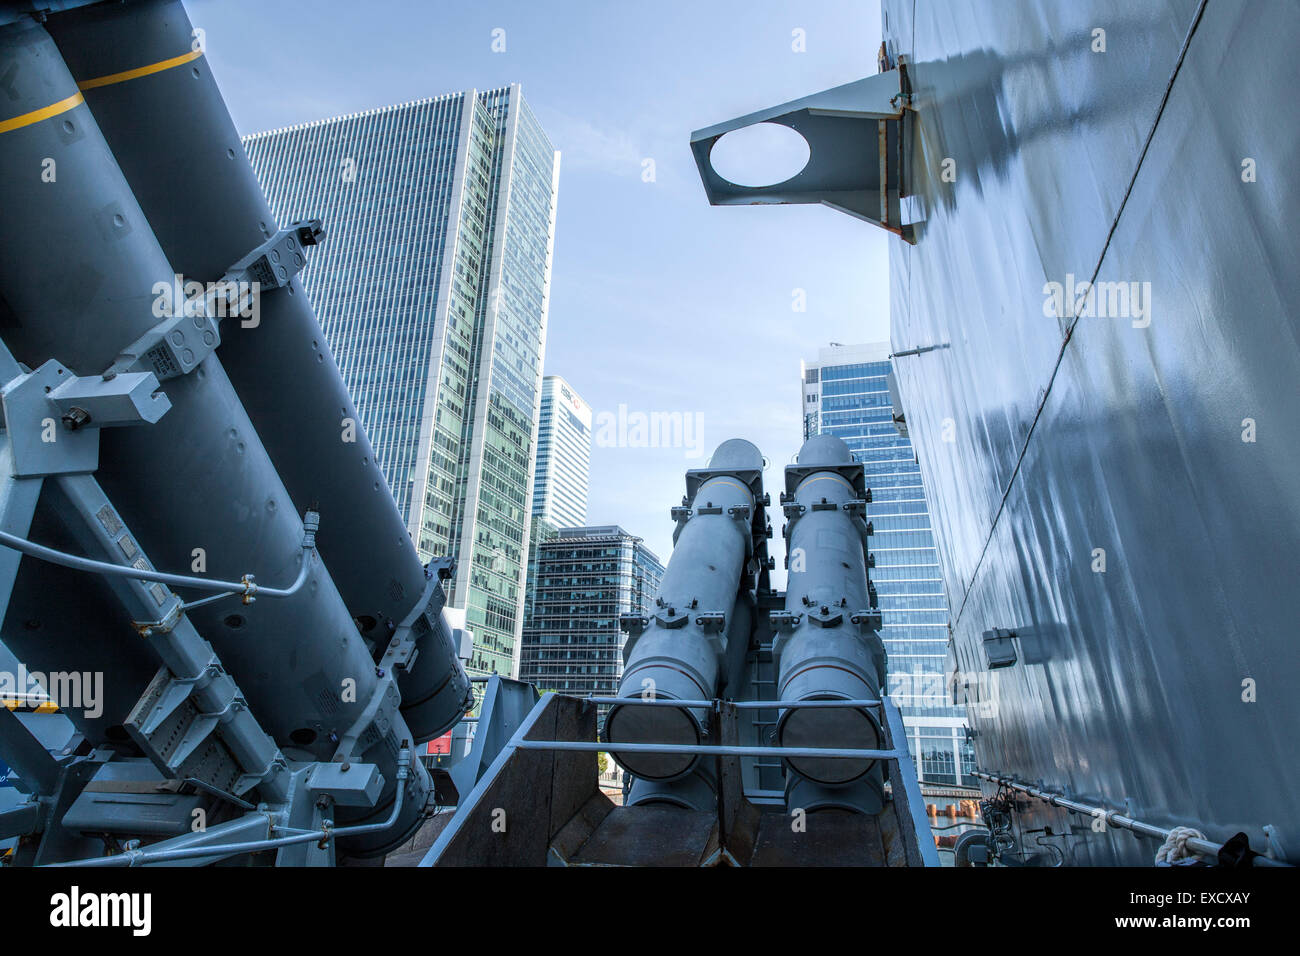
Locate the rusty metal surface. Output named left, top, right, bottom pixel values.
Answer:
left=886, top=0, right=1300, bottom=863
left=750, top=808, right=888, bottom=867
left=429, top=694, right=599, bottom=866
left=569, top=805, right=718, bottom=867
left=549, top=793, right=617, bottom=865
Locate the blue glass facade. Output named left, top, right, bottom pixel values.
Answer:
left=803, top=344, right=974, bottom=785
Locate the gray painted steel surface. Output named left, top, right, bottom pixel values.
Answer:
left=883, top=0, right=1299, bottom=862
left=775, top=435, right=887, bottom=810
left=0, top=19, right=187, bottom=744
left=603, top=439, right=763, bottom=781
left=0, top=2, right=477, bottom=857
left=41, top=0, right=471, bottom=746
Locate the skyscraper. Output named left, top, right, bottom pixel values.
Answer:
left=531, top=375, right=592, bottom=530
left=244, top=85, right=560, bottom=678
left=519, top=526, right=664, bottom=705
left=800, top=343, right=974, bottom=785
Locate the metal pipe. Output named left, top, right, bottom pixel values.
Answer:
left=973, top=771, right=1290, bottom=866
left=589, top=697, right=882, bottom=709
left=0, top=520, right=316, bottom=599
left=519, top=739, right=900, bottom=760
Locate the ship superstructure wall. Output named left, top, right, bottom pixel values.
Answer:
left=883, top=0, right=1299, bottom=863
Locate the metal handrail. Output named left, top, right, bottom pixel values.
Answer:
left=588, top=696, right=882, bottom=710
left=587, top=695, right=897, bottom=759
left=420, top=690, right=941, bottom=867
left=518, top=740, right=900, bottom=760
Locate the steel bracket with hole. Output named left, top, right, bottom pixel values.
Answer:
left=690, top=64, right=915, bottom=241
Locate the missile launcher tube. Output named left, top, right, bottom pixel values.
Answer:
left=626, top=761, right=717, bottom=811
left=44, top=0, right=472, bottom=743
left=604, top=439, right=762, bottom=782
left=621, top=593, right=752, bottom=810
left=0, top=19, right=188, bottom=744
left=0, top=18, right=436, bottom=854
left=775, top=435, right=887, bottom=810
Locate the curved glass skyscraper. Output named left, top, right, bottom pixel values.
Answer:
left=801, top=342, right=974, bottom=785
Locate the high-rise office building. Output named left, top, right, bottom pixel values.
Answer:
left=244, top=85, right=560, bottom=678
left=531, top=376, right=592, bottom=529
left=522, top=375, right=591, bottom=650
left=800, top=343, right=974, bottom=786
left=519, top=526, right=664, bottom=705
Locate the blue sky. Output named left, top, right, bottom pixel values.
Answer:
left=194, top=0, right=889, bottom=567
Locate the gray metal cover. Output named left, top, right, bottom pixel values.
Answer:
left=884, top=0, right=1298, bottom=863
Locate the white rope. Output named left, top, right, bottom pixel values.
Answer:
left=1156, top=826, right=1209, bottom=864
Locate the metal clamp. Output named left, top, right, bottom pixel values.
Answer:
left=654, top=607, right=690, bottom=629
left=108, top=220, right=325, bottom=383
left=851, top=610, right=884, bottom=631
left=132, top=597, right=184, bottom=638
left=0, top=359, right=171, bottom=477
left=225, top=219, right=324, bottom=291
left=694, top=611, right=726, bottom=633
left=806, top=605, right=845, bottom=628
left=618, top=614, right=649, bottom=637
left=769, top=610, right=802, bottom=633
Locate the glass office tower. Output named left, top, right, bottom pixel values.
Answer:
left=244, top=85, right=561, bottom=678
left=801, top=343, right=974, bottom=785
left=522, top=375, right=592, bottom=660
left=519, top=527, right=664, bottom=707
left=531, top=375, right=592, bottom=530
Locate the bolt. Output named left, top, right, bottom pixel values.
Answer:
left=61, top=406, right=91, bottom=430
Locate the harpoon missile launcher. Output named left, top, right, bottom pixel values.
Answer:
left=603, top=439, right=769, bottom=810
left=604, top=435, right=888, bottom=817
left=0, top=0, right=471, bottom=866
left=774, top=435, right=888, bottom=815
left=420, top=435, right=934, bottom=866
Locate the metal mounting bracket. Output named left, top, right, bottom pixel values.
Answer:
left=0, top=359, right=170, bottom=477
left=690, top=67, right=915, bottom=241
